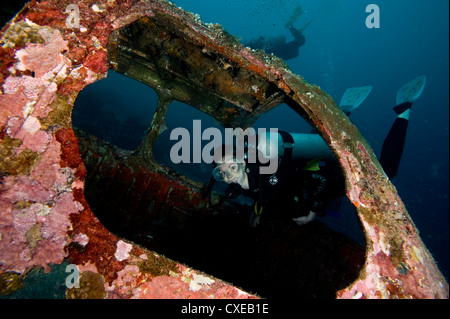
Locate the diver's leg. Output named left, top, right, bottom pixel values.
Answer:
left=379, top=102, right=412, bottom=179
left=287, top=25, right=306, bottom=46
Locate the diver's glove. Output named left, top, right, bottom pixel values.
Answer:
left=224, top=183, right=243, bottom=199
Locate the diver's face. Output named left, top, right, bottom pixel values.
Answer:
left=212, top=156, right=247, bottom=187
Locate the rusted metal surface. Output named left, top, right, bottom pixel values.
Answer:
left=0, top=0, right=448, bottom=299
left=108, top=14, right=285, bottom=129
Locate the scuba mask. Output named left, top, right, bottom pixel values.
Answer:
left=212, top=161, right=245, bottom=182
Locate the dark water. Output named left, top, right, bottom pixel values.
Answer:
left=72, top=0, right=449, bottom=282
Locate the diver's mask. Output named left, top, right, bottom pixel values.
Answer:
left=212, top=161, right=245, bottom=183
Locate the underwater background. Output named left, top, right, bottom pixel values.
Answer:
left=73, top=0, right=449, bottom=281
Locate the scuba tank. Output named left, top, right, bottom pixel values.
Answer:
left=256, top=131, right=336, bottom=162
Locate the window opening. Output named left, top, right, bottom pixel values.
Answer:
left=72, top=70, right=157, bottom=150
left=152, top=101, right=225, bottom=183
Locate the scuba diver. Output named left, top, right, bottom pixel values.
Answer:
left=243, top=5, right=312, bottom=61
left=208, top=76, right=427, bottom=228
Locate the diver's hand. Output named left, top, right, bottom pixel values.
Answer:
left=250, top=215, right=260, bottom=228
left=293, top=211, right=316, bottom=226
left=224, top=183, right=243, bottom=199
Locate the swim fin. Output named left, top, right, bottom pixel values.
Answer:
left=339, top=86, right=373, bottom=114
left=285, top=4, right=305, bottom=28
left=395, top=75, right=426, bottom=105
left=299, top=19, right=313, bottom=32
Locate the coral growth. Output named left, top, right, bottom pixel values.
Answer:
left=66, top=271, right=106, bottom=299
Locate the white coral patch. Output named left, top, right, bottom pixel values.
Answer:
left=22, top=116, right=41, bottom=134
left=91, top=4, right=106, bottom=12
left=114, top=240, right=133, bottom=261
left=189, top=274, right=215, bottom=292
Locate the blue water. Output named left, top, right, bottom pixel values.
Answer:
left=73, top=0, right=449, bottom=281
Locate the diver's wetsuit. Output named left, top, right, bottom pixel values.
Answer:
left=243, top=159, right=344, bottom=221
left=222, top=148, right=345, bottom=226
left=379, top=102, right=412, bottom=179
